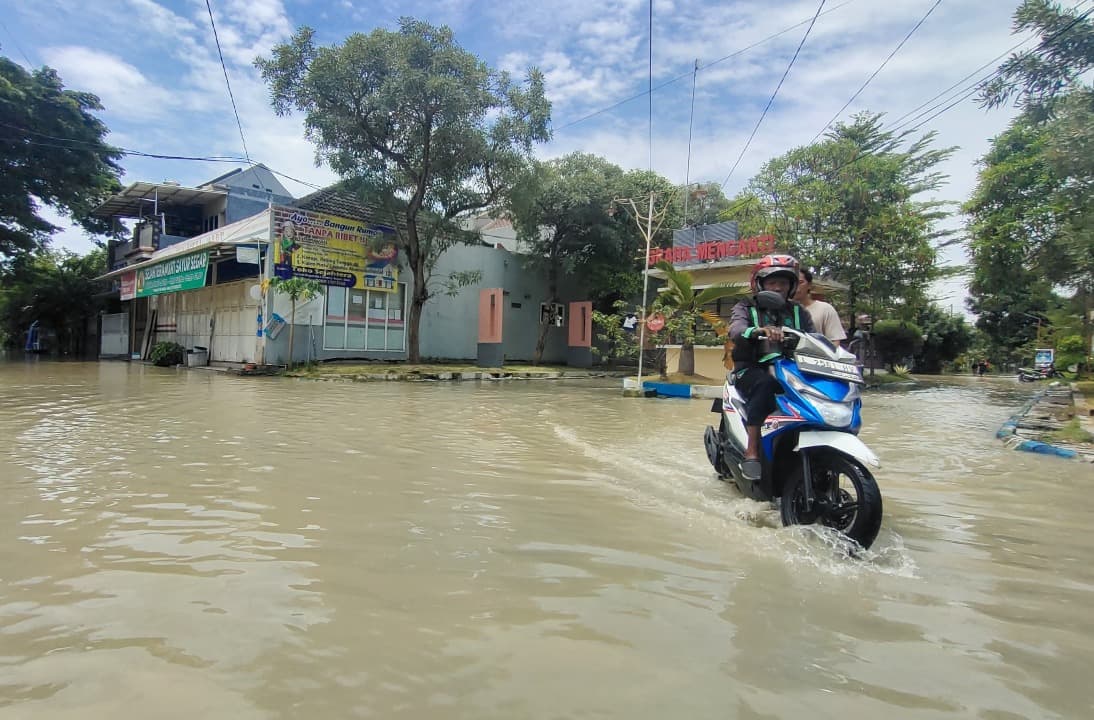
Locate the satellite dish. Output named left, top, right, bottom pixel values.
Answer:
left=248, top=284, right=262, bottom=301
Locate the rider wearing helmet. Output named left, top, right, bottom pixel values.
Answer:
left=728, top=254, right=816, bottom=482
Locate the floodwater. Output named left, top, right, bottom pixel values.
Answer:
left=1, top=360, right=1092, bottom=719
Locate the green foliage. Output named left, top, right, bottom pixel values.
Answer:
left=963, top=115, right=1060, bottom=355
left=268, top=277, right=322, bottom=369
left=268, top=277, right=322, bottom=303
left=650, top=260, right=742, bottom=375
left=978, top=0, right=1094, bottom=117
left=591, top=301, right=640, bottom=365
left=726, top=112, right=954, bottom=330
left=912, top=304, right=973, bottom=373
left=972, top=0, right=1094, bottom=375
left=0, top=247, right=107, bottom=353
left=872, top=320, right=924, bottom=370
left=257, top=19, right=550, bottom=362
left=149, top=341, right=185, bottom=367
left=0, top=55, right=123, bottom=257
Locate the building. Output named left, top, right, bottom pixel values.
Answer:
left=92, top=167, right=583, bottom=366
left=645, top=221, right=850, bottom=377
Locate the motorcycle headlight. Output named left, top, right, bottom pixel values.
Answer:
left=784, top=372, right=855, bottom=427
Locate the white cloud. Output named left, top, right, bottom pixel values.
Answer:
left=40, top=46, right=176, bottom=121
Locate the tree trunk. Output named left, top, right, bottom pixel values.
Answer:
left=405, top=214, right=427, bottom=364
left=287, top=298, right=296, bottom=370
left=533, top=257, right=560, bottom=366
left=680, top=342, right=696, bottom=376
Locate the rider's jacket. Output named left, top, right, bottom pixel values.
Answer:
left=728, top=295, right=815, bottom=367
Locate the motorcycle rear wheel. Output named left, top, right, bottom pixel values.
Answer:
left=780, top=450, right=883, bottom=549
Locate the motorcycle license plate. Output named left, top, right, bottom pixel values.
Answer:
left=795, top=354, right=864, bottom=384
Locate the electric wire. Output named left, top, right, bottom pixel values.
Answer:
left=205, top=0, right=251, bottom=162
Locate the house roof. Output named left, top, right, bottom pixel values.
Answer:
left=91, top=181, right=226, bottom=220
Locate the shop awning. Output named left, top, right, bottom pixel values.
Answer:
left=96, top=210, right=271, bottom=281
left=91, top=181, right=227, bottom=219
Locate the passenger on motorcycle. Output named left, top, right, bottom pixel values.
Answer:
left=728, top=254, right=816, bottom=482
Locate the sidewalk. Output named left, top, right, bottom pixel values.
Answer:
left=285, top=363, right=630, bottom=383
left=996, top=382, right=1094, bottom=461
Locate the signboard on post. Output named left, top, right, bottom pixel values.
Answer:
left=135, top=250, right=210, bottom=298
left=272, top=206, right=398, bottom=292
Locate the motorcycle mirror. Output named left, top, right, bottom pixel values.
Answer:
left=755, top=290, right=787, bottom=311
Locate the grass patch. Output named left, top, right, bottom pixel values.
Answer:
left=1074, top=380, right=1094, bottom=396
left=864, top=371, right=916, bottom=385
left=1047, top=417, right=1094, bottom=444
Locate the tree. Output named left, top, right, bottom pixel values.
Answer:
left=0, top=55, right=122, bottom=257
left=257, top=20, right=550, bottom=362
left=508, top=153, right=630, bottom=363
left=269, top=277, right=322, bottom=369
left=727, top=112, right=954, bottom=334
left=973, top=1, right=1094, bottom=370
left=0, top=247, right=107, bottom=354
left=651, top=260, right=744, bottom=376
left=912, top=305, right=973, bottom=373
left=963, top=115, right=1060, bottom=359
left=979, top=0, right=1094, bottom=118
left=872, top=320, right=923, bottom=371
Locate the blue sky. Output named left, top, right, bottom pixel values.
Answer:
left=3, top=0, right=1048, bottom=313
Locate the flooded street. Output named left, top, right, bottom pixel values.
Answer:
left=1, top=361, right=1092, bottom=719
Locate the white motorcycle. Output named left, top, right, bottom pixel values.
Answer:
left=703, top=291, right=883, bottom=549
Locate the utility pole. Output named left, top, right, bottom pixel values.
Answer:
left=615, top=189, right=675, bottom=389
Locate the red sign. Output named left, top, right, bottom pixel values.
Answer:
left=647, top=234, right=776, bottom=267
left=646, top=313, right=665, bottom=332
left=119, top=271, right=136, bottom=301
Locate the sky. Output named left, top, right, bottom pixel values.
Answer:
left=2, top=0, right=1052, bottom=316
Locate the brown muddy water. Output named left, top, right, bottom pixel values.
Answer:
left=1, top=360, right=1092, bottom=719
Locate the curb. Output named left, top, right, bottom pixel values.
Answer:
left=995, top=387, right=1079, bottom=460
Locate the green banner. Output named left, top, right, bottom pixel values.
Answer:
left=135, top=250, right=210, bottom=297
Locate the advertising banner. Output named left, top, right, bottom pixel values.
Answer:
left=120, top=271, right=136, bottom=301
left=272, top=206, right=398, bottom=292
left=135, top=250, right=210, bottom=298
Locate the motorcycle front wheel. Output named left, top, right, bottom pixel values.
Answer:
left=780, top=449, right=883, bottom=549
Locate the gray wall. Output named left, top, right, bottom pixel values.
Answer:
left=419, top=244, right=581, bottom=363
left=264, top=243, right=588, bottom=365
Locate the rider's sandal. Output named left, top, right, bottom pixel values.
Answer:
left=742, top=459, right=762, bottom=482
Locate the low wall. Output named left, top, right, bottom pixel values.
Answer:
left=663, top=344, right=731, bottom=380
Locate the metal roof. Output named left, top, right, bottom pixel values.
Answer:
left=91, top=181, right=227, bottom=219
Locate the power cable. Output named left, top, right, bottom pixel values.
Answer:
left=811, top=0, right=944, bottom=143
left=720, top=0, right=827, bottom=190
left=205, top=0, right=250, bottom=163
left=888, top=0, right=1091, bottom=133
left=818, top=3, right=1093, bottom=179
left=551, top=0, right=858, bottom=133
left=0, top=20, right=34, bottom=66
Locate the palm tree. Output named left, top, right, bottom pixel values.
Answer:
left=654, top=260, right=746, bottom=376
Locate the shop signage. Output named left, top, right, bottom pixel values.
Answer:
left=120, top=271, right=136, bottom=301
left=272, top=206, right=399, bottom=292
left=647, top=234, right=777, bottom=266
left=135, top=250, right=210, bottom=298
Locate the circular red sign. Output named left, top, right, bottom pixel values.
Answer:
left=646, top=313, right=665, bottom=332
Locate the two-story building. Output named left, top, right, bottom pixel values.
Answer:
left=92, top=166, right=583, bottom=366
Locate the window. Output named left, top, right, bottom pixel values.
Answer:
left=323, top=283, right=406, bottom=352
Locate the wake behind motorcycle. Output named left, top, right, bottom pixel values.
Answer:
left=703, top=292, right=884, bottom=549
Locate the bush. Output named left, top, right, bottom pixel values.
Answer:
left=872, top=320, right=923, bottom=370
left=149, top=341, right=185, bottom=367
